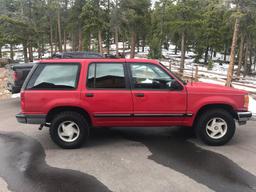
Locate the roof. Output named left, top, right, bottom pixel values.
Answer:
left=39, top=58, right=159, bottom=64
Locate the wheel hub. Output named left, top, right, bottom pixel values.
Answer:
left=58, top=121, right=80, bottom=143
left=206, top=117, right=228, bottom=139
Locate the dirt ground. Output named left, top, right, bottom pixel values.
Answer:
left=0, top=68, right=11, bottom=100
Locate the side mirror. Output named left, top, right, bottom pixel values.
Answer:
left=170, top=80, right=183, bottom=91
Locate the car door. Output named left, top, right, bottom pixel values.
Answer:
left=129, top=62, right=187, bottom=126
left=81, top=62, right=133, bottom=127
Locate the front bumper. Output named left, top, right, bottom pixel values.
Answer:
left=16, top=113, right=46, bottom=124
left=237, top=111, right=252, bottom=122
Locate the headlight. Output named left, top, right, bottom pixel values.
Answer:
left=244, top=94, right=249, bottom=110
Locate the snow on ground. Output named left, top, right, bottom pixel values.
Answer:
left=11, top=93, right=20, bottom=98
left=199, top=78, right=256, bottom=93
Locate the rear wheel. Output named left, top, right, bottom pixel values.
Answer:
left=195, top=109, right=235, bottom=146
left=50, top=111, right=89, bottom=149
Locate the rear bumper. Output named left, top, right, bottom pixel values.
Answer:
left=237, top=111, right=252, bottom=122
left=16, top=113, right=46, bottom=124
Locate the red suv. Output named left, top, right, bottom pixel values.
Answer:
left=16, top=59, right=252, bottom=148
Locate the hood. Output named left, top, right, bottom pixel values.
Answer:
left=186, top=82, right=247, bottom=95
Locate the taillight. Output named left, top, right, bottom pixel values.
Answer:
left=244, top=94, right=249, bottom=111
left=13, top=71, right=18, bottom=81
left=20, top=91, right=25, bottom=112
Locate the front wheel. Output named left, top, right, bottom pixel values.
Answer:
left=195, top=109, right=236, bottom=146
left=49, top=111, right=89, bottom=149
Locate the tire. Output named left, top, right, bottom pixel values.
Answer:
left=195, top=109, right=236, bottom=146
left=49, top=111, right=89, bottom=149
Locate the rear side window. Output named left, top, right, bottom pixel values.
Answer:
left=26, top=63, right=80, bottom=90
left=87, top=63, right=126, bottom=89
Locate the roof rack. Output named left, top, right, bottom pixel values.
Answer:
left=52, top=51, right=117, bottom=59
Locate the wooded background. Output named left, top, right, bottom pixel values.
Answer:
left=0, top=0, right=256, bottom=84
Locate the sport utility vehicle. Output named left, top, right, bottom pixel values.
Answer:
left=16, top=59, right=252, bottom=149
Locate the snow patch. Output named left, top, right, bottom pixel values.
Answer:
left=11, top=93, right=20, bottom=98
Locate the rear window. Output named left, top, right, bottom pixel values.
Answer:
left=26, top=63, right=80, bottom=90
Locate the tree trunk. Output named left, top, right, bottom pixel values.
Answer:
left=243, top=41, right=249, bottom=77
left=78, top=29, right=83, bottom=51
left=210, top=48, right=213, bottom=59
left=98, top=30, right=103, bottom=54
left=28, top=45, right=33, bottom=62
left=88, top=32, right=91, bottom=51
left=226, top=18, right=240, bottom=87
left=253, top=56, right=256, bottom=71
left=214, top=51, right=217, bottom=57
left=130, top=31, right=136, bottom=58
left=180, top=31, right=186, bottom=74
left=55, top=23, right=58, bottom=52
left=164, top=41, right=169, bottom=50
left=49, top=16, right=53, bottom=55
left=224, top=44, right=227, bottom=62
left=37, top=41, right=41, bottom=59
left=57, top=7, right=62, bottom=52
left=106, top=30, right=110, bottom=55
left=249, top=47, right=253, bottom=74
left=54, top=44, right=58, bottom=52
left=71, top=32, right=75, bottom=51
left=64, top=31, right=67, bottom=52
left=142, top=37, right=145, bottom=52
left=175, top=44, right=178, bottom=55
left=41, top=43, right=44, bottom=58
left=0, top=46, right=2, bottom=58
left=10, top=44, right=14, bottom=61
left=137, top=36, right=140, bottom=53
left=237, top=35, right=244, bottom=78
left=122, top=34, right=125, bottom=55
left=204, top=46, right=209, bottom=64
left=115, top=27, right=119, bottom=56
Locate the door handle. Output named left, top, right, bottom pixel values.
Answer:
left=86, top=93, right=94, bottom=97
left=135, top=93, right=144, bottom=97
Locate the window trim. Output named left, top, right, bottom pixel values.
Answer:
left=25, top=62, right=81, bottom=91
left=127, top=62, right=183, bottom=91
left=86, top=62, right=130, bottom=90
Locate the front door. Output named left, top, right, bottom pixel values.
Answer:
left=129, top=63, right=187, bottom=126
left=82, top=62, right=133, bottom=127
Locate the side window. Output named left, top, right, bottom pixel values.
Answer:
left=130, top=63, right=174, bottom=89
left=87, top=63, right=126, bottom=89
left=27, top=64, right=79, bottom=90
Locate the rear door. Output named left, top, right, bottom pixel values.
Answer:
left=128, top=62, right=187, bottom=126
left=81, top=62, right=133, bottom=127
